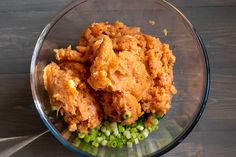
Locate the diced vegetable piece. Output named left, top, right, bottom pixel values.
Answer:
left=123, top=111, right=132, bottom=119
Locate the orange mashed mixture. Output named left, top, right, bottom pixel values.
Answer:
left=43, top=21, right=176, bottom=133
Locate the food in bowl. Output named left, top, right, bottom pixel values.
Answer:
left=43, top=21, right=177, bottom=148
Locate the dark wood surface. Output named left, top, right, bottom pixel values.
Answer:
left=0, top=0, right=236, bottom=156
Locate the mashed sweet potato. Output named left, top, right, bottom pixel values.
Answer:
left=43, top=21, right=176, bottom=133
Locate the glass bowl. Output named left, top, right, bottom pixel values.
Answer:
left=30, top=0, right=210, bottom=156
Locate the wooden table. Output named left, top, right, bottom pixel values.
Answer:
left=0, top=0, right=235, bottom=156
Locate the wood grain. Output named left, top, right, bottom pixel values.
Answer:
left=0, top=0, right=235, bottom=157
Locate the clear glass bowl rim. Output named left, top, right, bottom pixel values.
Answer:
left=30, top=0, right=211, bottom=156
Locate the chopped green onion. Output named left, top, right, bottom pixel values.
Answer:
left=153, top=119, right=159, bottom=125
left=110, top=122, right=118, bottom=131
left=131, top=123, right=137, bottom=128
left=105, top=130, right=110, bottom=136
left=126, top=126, right=131, bottom=131
left=111, top=141, right=117, bottom=148
left=101, top=126, right=106, bottom=133
left=109, top=135, right=116, bottom=141
left=51, top=105, right=58, bottom=111
left=148, top=127, right=153, bottom=132
left=92, top=141, right=99, bottom=147
left=114, top=130, right=119, bottom=136
left=90, top=129, right=97, bottom=136
left=117, top=141, right=124, bottom=148
left=118, top=125, right=125, bottom=132
left=89, top=135, right=96, bottom=141
left=138, top=134, right=145, bottom=141
left=74, top=112, right=161, bottom=149
left=131, top=132, right=137, bottom=138
left=72, top=138, right=81, bottom=147
left=127, top=141, right=133, bottom=148
left=101, top=134, right=106, bottom=140
left=117, top=133, right=121, bottom=138
left=152, top=125, right=158, bottom=131
left=131, top=128, right=138, bottom=133
left=137, top=125, right=144, bottom=131
left=84, top=136, right=91, bottom=143
left=101, top=140, right=108, bottom=146
left=78, top=133, right=85, bottom=139
left=123, top=111, right=132, bottom=119
left=121, top=137, right=127, bottom=144
left=124, top=130, right=131, bottom=139
left=142, top=129, right=149, bottom=138
left=96, top=137, right=103, bottom=143
left=134, top=138, right=139, bottom=144
left=79, top=142, right=89, bottom=152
